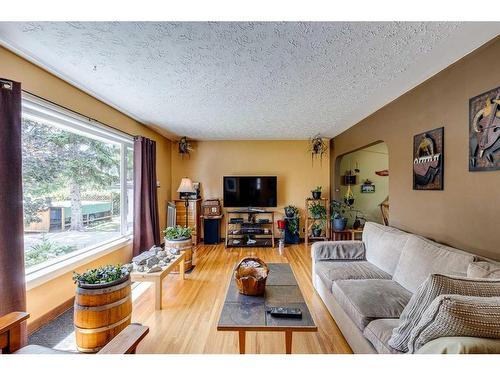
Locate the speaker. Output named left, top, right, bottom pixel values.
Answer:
left=203, top=217, right=221, bottom=244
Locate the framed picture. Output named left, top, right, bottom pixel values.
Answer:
left=360, top=183, right=375, bottom=193
left=413, top=127, right=444, bottom=190
left=469, top=86, right=500, bottom=171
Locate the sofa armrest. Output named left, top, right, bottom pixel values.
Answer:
left=311, top=241, right=365, bottom=261
left=416, top=336, right=500, bottom=354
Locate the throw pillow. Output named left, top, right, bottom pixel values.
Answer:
left=407, top=294, right=500, bottom=353
left=467, top=261, right=500, bottom=279
left=388, top=274, right=500, bottom=352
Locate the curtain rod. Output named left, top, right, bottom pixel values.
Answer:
left=21, top=89, right=135, bottom=138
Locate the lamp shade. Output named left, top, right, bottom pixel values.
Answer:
left=177, top=177, right=195, bottom=193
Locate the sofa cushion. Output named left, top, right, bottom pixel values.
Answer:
left=311, top=241, right=365, bottom=261
left=315, top=261, right=391, bottom=290
left=363, top=319, right=403, bottom=354
left=362, top=222, right=410, bottom=276
left=407, top=294, right=500, bottom=353
left=392, top=235, right=475, bottom=293
left=388, top=274, right=500, bottom=352
left=331, top=279, right=412, bottom=330
left=416, top=336, right=500, bottom=354
left=467, top=261, right=500, bottom=279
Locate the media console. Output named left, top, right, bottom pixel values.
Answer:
left=225, top=209, right=275, bottom=248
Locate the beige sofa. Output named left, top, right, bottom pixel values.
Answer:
left=311, top=222, right=500, bottom=354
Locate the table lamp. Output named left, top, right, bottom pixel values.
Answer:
left=177, top=177, right=195, bottom=227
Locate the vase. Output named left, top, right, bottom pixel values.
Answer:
left=312, top=191, right=322, bottom=199
left=333, top=217, right=348, bottom=231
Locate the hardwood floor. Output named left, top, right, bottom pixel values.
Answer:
left=132, top=243, right=352, bottom=354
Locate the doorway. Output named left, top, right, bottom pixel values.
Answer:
left=335, top=142, right=389, bottom=225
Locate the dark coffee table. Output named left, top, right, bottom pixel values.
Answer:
left=217, top=263, right=317, bottom=354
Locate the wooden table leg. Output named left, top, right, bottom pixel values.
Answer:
left=155, top=279, right=162, bottom=310
left=179, top=256, right=185, bottom=280
left=285, top=330, right=292, bottom=354
left=238, top=330, right=246, bottom=354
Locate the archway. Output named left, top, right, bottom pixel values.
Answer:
left=334, top=141, right=389, bottom=226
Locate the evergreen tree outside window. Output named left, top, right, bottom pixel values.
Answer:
left=21, top=94, right=133, bottom=271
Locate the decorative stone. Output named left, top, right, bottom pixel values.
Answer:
left=146, top=256, right=159, bottom=268
left=122, top=263, right=133, bottom=273
left=137, top=265, right=146, bottom=272
left=147, top=265, right=162, bottom=273
left=132, top=248, right=156, bottom=265
left=157, top=250, right=167, bottom=259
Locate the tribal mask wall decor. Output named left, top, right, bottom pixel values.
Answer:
left=469, top=86, right=500, bottom=171
left=413, top=127, right=444, bottom=190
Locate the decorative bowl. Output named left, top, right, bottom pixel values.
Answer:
left=234, top=257, right=269, bottom=296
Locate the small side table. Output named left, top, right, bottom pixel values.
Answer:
left=331, top=228, right=363, bottom=241
left=130, top=252, right=185, bottom=310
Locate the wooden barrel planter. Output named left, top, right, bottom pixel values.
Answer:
left=165, top=237, right=193, bottom=272
left=74, top=275, right=132, bottom=353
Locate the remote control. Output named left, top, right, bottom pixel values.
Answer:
left=266, top=307, right=302, bottom=318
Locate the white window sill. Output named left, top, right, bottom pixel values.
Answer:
left=25, top=236, right=132, bottom=291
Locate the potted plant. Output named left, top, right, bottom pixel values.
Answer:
left=163, top=225, right=193, bottom=241
left=309, top=201, right=326, bottom=219
left=311, top=222, right=323, bottom=237
left=73, top=264, right=131, bottom=289
left=284, top=205, right=299, bottom=218
left=311, top=186, right=322, bottom=199
left=73, top=264, right=133, bottom=352
left=331, top=200, right=348, bottom=231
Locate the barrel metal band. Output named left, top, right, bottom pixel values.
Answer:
left=75, top=314, right=131, bottom=334
left=75, top=294, right=131, bottom=312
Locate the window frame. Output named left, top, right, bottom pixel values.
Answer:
left=21, top=93, right=134, bottom=277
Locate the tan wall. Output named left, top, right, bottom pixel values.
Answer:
left=171, top=140, right=330, bottom=236
left=330, top=37, right=500, bottom=260
left=0, top=46, right=173, bottom=324
left=339, top=142, right=389, bottom=224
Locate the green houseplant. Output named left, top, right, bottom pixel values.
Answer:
left=163, top=225, right=192, bottom=241
left=311, top=222, right=324, bottom=237
left=284, top=205, right=299, bottom=218
left=309, top=201, right=326, bottom=219
left=73, top=264, right=130, bottom=288
left=331, top=200, right=349, bottom=231
left=311, top=186, right=322, bottom=199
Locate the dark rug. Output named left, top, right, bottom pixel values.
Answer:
left=29, top=307, right=76, bottom=350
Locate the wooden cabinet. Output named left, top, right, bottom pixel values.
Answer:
left=174, top=199, right=201, bottom=245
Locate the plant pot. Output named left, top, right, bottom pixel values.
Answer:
left=312, top=228, right=322, bottom=237
left=284, top=207, right=296, bottom=218
left=312, top=191, right=322, bottom=199
left=333, top=217, right=348, bottom=231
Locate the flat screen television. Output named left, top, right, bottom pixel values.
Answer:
left=223, top=176, right=277, bottom=208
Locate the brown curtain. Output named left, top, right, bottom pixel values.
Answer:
left=0, top=79, right=27, bottom=320
left=133, top=136, right=160, bottom=256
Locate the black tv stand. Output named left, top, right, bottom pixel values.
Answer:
left=225, top=210, right=275, bottom=248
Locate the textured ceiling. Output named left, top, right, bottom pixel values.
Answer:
left=0, top=22, right=499, bottom=140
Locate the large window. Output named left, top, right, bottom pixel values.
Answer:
left=21, top=94, right=133, bottom=272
